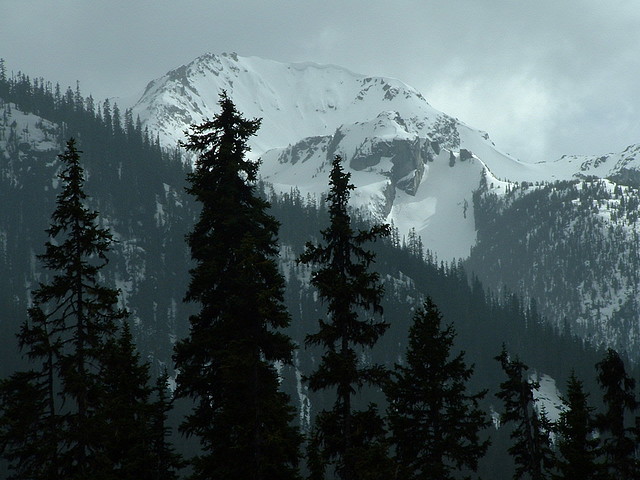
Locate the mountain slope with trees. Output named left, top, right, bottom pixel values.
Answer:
left=0, top=138, right=178, bottom=479
left=0, top=64, right=636, bottom=479
left=173, top=93, right=302, bottom=480
left=468, top=177, right=640, bottom=359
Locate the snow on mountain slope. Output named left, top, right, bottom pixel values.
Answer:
left=133, top=52, right=442, bottom=157
left=260, top=111, right=483, bottom=260
left=532, top=373, right=564, bottom=424
left=132, top=53, right=532, bottom=260
left=545, top=143, right=640, bottom=181
left=0, top=104, right=60, bottom=155
left=131, top=52, right=640, bottom=261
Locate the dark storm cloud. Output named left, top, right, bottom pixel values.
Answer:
left=2, top=0, right=639, bottom=162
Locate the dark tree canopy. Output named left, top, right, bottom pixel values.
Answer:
left=553, top=371, right=603, bottom=480
left=386, top=298, right=490, bottom=480
left=149, top=370, right=185, bottom=480
left=595, top=349, right=639, bottom=480
left=100, top=321, right=168, bottom=480
left=299, top=155, right=391, bottom=480
left=495, top=347, right=555, bottom=480
left=173, top=92, right=301, bottom=480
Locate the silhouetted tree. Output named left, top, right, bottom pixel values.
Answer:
left=299, top=155, right=391, bottom=480
left=101, top=321, right=157, bottom=480
left=595, top=349, right=639, bottom=479
left=553, top=371, right=603, bottom=480
left=0, top=368, right=60, bottom=479
left=495, top=346, right=554, bottom=480
left=386, top=298, right=490, bottom=480
left=173, top=92, right=301, bottom=480
left=0, top=138, right=131, bottom=479
left=149, top=370, right=184, bottom=480
left=0, top=58, right=8, bottom=99
left=45, top=138, right=126, bottom=478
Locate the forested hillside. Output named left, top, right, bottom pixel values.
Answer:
left=0, top=66, right=636, bottom=479
left=468, top=176, right=640, bottom=358
left=0, top=69, right=194, bottom=376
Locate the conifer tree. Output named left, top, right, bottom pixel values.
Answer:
left=0, top=368, right=60, bottom=479
left=41, top=138, right=126, bottom=479
left=173, top=92, right=301, bottom=480
left=112, top=102, right=122, bottom=136
left=102, top=99, right=112, bottom=135
left=299, top=155, right=391, bottom=480
left=306, top=426, right=326, bottom=480
left=0, top=138, right=137, bottom=479
left=495, top=346, right=555, bottom=480
left=0, top=288, right=65, bottom=480
left=100, top=321, right=157, bottom=480
left=0, top=58, right=8, bottom=99
left=74, top=81, right=83, bottom=112
left=595, top=349, right=639, bottom=479
left=386, top=298, right=490, bottom=480
left=553, top=372, right=602, bottom=480
left=150, top=370, right=184, bottom=480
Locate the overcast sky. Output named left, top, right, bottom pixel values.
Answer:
left=2, top=0, right=640, bottom=163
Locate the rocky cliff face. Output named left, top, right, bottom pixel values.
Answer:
left=127, top=53, right=640, bottom=359
left=6, top=51, right=640, bottom=364
left=131, top=53, right=523, bottom=261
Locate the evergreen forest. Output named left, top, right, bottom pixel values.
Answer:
left=1, top=61, right=640, bottom=479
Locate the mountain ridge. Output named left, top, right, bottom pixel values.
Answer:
left=127, top=53, right=640, bottom=358
left=6, top=53, right=640, bottom=360
left=130, top=52, right=529, bottom=260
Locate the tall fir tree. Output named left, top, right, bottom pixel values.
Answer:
left=149, top=370, right=185, bottom=480
left=495, top=346, right=555, bottom=480
left=386, top=298, right=490, bottom=480
left=2, top=139, right=125, bottom=479
left=100, top=320, right=163, bottom=480
left=0, top=138, right=160, bottom=479
left=173, top=92, right=302, bottom=480
left=299, top=155, right=391, bottom=480
left=42, top=137, right=126, bottom=479
left=595, top=349, right=639, bottom=480
left=552, top=371, right=603, bottom=480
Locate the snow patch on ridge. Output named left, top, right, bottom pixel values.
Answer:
left=130, top=53, right=640, bottom=262
left=532, top=372, right=564, bottom=424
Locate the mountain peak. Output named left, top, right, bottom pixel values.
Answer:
left=130, top=53, right=525, bottom=261
left=132, top=53, right=448, bottom=157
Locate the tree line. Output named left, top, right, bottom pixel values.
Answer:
left=0, top=138, right=182, bottom=479
left=0, top=59, right=193, bottom=371
left=1, top=78, right=640, bottom=479
left=469, top=173, right=640, bottom=358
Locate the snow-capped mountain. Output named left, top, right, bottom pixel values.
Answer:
left=130, top=53, right=640, bottom=359
left=131, top=52, right=534, bottom=260
left=132, top=53, right=640, bottom=260
left=133, top=52, right=444, bottom=157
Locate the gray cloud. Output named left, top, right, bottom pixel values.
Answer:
left=2, top=0, right=639, bottom=162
